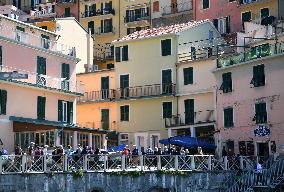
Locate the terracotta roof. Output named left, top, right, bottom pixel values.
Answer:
left=113, top=20, right=210, bottom=43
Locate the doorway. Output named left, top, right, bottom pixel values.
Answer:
left=257, top=142, right=269, bottom=160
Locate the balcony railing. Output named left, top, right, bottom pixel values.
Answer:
left=78, top=83, right=176, bottom=103
left=56, top=0, right=76, bottom=4
left=82, top=8, right=115, bottom=18
left=0, top=65, right=82, bottom=94
left=178, top=48, right=216, bottom=63
left=124, top=14, right=150, bottom=23
left=78, top=121, right=117, bottom=130
left=30, top=9, right=55, bottom=18
left=217, top=41, right=284, bottom=68
left=95, top=27, right=115, bottom=35
left=0, top=25, right=76, bottom=57
left=162, top=1, right=192, bottom=16
left=165, top=110, right=215, bottom=128
left=239, top=0, right=270, bottom=5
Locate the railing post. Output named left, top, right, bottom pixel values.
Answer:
left=0, top=156, right=2, bottom=173
left=83, top=155, right=88, bottom=171
left=191, top=155, right=195, bottom=170
left=157, top=155, right=161, bottom=170
left=208, top=155, right=212, bottom=170
left=43, top=155, right=47, bottom=172
left=224, top=156, right=228, bottom=170
left=22, top=154, right=26, bottom=173
left=104, top=155, right=107, bottom=171
left=240, top=156, right=244, bottom=170
left=175, top=155, right=179, bottom=171
left=139, top=155, right=144, bottom=171
left=121, top=155, right=126, bottom=171
left=64, top=154, right=68, bottom=172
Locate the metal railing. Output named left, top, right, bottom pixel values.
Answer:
left=82, top=8, right=115, bottom=18
left=0, top=24, right=76, bottom=57
left=161, top=1, right=192, bottom=16
left=225, top=155, right=284, bottom=192
left=124, top=14, right=150, bottom=23
left=78, top=83, right=176, bottom=103
left=56, top=0, right=76, bottom=4
left=0, top=65, right=82, bottom=94
left=240, top=0, right=268, bottom=5
left=95, top=27, right=115, bottom=35
left=77, top=121, right=117, bottom=130
left=217, top=41, right=284, bottom=68
left=0, top=154, right=268, bottom=174
left=30, top=8, right=55, bottom=18
left=164, top=110, right=215, bottom=128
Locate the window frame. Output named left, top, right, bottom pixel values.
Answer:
left=183, top=67, right=193, bottom=85
left=202, top=0, right=210, bottom=10
left=221, top=72, right=233, bottom=93
left=120, top=105, right=130, bottom=122
left=254, top=102, right=267, bottom=124
left=224, top=107, right=234, bottom=128
left=161, top=38, right=172, bottom=56
left=162, top=101, right=173, bottom=119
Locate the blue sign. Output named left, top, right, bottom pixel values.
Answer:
left=254, top=125, right=270, bottom=137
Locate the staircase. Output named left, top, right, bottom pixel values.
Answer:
left=225, top=156, right=284, bottom=192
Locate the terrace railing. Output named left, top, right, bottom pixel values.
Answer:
left=78, top=83, right=176, bottom=103
left=0, top=154, right=275, bottom=174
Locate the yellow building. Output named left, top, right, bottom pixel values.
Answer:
left=240, top=0, right=281, bottom=26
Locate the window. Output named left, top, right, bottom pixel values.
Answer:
left=162, top=69, right=172, bottom=94
left=183, top=67, right=193, bottom=85
left=120, top=105, right=129, bottom=121
left=41, top=34, right=50, bottom=49
left=229, top=0, right=235, bottom=2
left=101, top=109, right=110, bottom=130
left=115, top=45, right=128, bottom=62
left=0, top=46, right=2, bottom=67
left=64, top=7, right=71, bottom=17
left=120, top=74, right=129, bottom=97
left=120, top=133, right=129, bottom=145
left=251, top=64, right=265, bottom=87
left=213, top=16, right=230, bottom=34
left=254, top=103, right=267, bottom=124
left=153, top=1, right=159, bottom=12
left=184, top=99, right=194, bottom=124
left=0, top=89, right=7, bottom=115
left=202, top=0, right=209, bottom=9
left=162, top=102, right=172, bottom=119
left=61, top=63, right=70, bottom=90
left=260, top=8, right=269, bottom=19
left=61, top=131, right=73, bottom=147
left=77, top=132, right=88, bottom=147
left=40, top=26, right=48, bottom=30
left=88, top=21, right=94, bottom=34
left=37, top=96, right=46, bottom=120
left=58, top=100, right=73, bottom=123
left=242, top=11, right=251, bottom=25
left=224, top=107, right=234, bottom=128
left=191, top=47, right=196, bottom=60
left=37, top=56, right=46, bottom=86
left=161, top=39, right=171, bottom=56
left=220, top=72, right=232, bottom=93
left=100, top=19, right=113, bottom=33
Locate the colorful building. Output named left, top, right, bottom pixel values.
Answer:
left=214, top=22, right=284, bottom=156
left=55, top=0, right=80, bottom=20
left=193, top=0, right=242, bottom=35
left=0, top=15, right=106, bottom=152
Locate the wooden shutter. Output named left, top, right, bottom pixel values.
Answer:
left=163, top=102, right=172, bottom=119
left=222, top=72, right=232, bottom=93
left=0, top=46, right=2, bottom=66
left=67, top=101, right=73, bottom=124
left=224, top=107, right=233, bottom=127
left=122, top=45, right=128, bottom=61
left=61, top=63, right=70, bottom=79
left=126, top=10, right=130, bottom=22
left=115, top=47, right=121, bottom=62
left=191, top=47, right=196, bottom=60
left=183, top=67, right=193, bottom=85
left=184, top=99, right=194, bottom=124
left=226, top=16, right=231, bottom=33
left=37, top=57, right=46, bottom=75
left=58, top=100, right=63, bottom=121
left=100, top=20, right=104, bottom=33
left=37, top=96, right=46, bottom=120
left=0, top=90, right=7, bottom=115
left=161, top=39, right=171, bottom=56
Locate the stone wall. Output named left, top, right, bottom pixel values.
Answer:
left=0, top=171, right=234, bottom=192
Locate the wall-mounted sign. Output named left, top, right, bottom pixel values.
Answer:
left=254, top=125, right=270, bottom=137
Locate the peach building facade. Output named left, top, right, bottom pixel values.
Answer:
left=0, top=14, right=105, bottom=152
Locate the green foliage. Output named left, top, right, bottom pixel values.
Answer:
left=107, top=171, right=145, bottom=177
left=157, top=170, right=187, bottom=176
left=72, top=169, right=84, bottom=178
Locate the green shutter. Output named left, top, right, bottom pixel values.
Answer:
left=37, top=57, right=46, bottom=75
left=0, top=46, right=2, bottom=66
left=0, top=90, right=7, bottom=115
left=115, top=47, right=121, bottom=62
left=122, top=45, right=128, bottom=61
left=163, top=102, right=172, bottom=119
left=161, top=39, right=171, bottom=56
left=62, top=63, right=70, bottom=79
left=253, top=65, right=265, bottom=87
left=37, top=96, right=46, bottom=120
left=58, top=100, right=63, bottom=121
left=67, top=101, right=73, bottom=124
left=184, top=99, right=194, bottom=124
left=183, top=67, right=193, bottom=85
left=222, top=72, right=232, bottom=93
left=255, top=103, right=267, bottom=123
left=224, top=107, right=233, bottom=128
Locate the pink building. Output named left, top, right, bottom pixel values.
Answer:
left=55, top=0, right=79, bottom=20
left=193, top=0, right=242, bottom=35
left=0, top=15, right=106, bottom=152
left=213, top=29, right=284, bottom=157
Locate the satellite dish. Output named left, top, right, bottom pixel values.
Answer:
left=56, top=23, right=61, bottom=31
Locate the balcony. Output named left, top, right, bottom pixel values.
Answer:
left=161, top=1, right=192, bottom=16
left=78, top=121, right=117, bottom=130
left=165, top=110, right=215, bottom=128
left=30, top=8, right=56, bottom=19
left=56, top=0, right=76, bottom=6
left=0, top=26, right=76, bottom=57
left=81, top=8, right=115, bottom=18
left=124, top=14, right=150, bottom=27
left=0, top=65, right=83, bottom=95
left=239, top=0, right=272, bottom=6
left=78, top=83, right=176, bottom=103
left=178, top=47, right=216, bottom=63
left=95, top=27, right=115, bottom=35
left=217, top=42, right=284, bottom=69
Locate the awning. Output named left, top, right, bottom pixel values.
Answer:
left=10, top=116, right=109, bottom=134
left=159, top=136, right=216, bottom=150
left=109, top=144, right=126, bottom=152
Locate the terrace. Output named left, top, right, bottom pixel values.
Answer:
left=78, top=83, right=175, bottom=103
left=217, top=41, right=284, bottom=68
